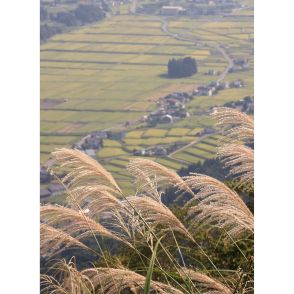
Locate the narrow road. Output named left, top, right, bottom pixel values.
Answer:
left=216, top=45, right=234, bottom=82
left=159, top=17, right=234, bottom=83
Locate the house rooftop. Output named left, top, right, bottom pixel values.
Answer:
left=161, top=6, right=185, bottom=10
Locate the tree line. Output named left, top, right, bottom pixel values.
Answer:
left=40, top=4, right=106, bottom=42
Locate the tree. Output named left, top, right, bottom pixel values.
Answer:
left=55, top=12, right=78, bottom=26
left=40, top=25, right=62, bottom=42
left=40, top=7, right=48, bottom=22
left=74, top=4, right=105, bottom=24
left=167, top=57, right=198, bottom=78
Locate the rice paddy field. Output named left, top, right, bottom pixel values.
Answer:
left=41, top=2, right=253, bottom=198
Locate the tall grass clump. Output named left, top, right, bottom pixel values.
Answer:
left=40, top=107, right=254, bottom=293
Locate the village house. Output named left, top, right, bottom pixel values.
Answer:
left=229, top=58, right=249, bottom=73
left=164, top=92, right=193, bottom=103
left=193, top=85, right=217, bottom=96
left=230, top=79, right=245, bottom=88
left=224, top=96, right=254, bottom=114
left=161, top=6, right=186, bottom=16
left=196, top=128, right=215, bottom=137
left=204, top=69, right=219, bottom=76
left=233, top=58, right=248, bottom=66
left=80, top=131, right=108, bottom=150
left=133, top=146, right=168, bottom=157
left=160, top=114, right=174, bottom=124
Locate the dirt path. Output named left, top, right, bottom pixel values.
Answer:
left=216, top=45, right=234, bottom=82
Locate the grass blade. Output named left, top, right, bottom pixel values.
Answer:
left=144, top=236, right=163, bottom=294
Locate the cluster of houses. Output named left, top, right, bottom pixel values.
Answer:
left=133, top=142, right=185, bottom=157
left=40, top=167, right=65, bottom=199
left=72, top=131, right=108, bottom=157
left=204, top=69, right=220, bottom=76
left=223, top=96, right=254, bottom=114
left=160, top=6, right=187, bottom=16
left=133, top=146, right=168, bottom=157
left=147, top=92, right=193, bottom=126
left=229, top=79, right=245, bottom=88
left=193, top=81, right=228, bottom=96
left=40, top=131, right=109, bottom=200
left=229, top=58, right=250, bottom=73
left=193, top=79, right=245, bottom=97
left=195, top=127, right=215, bottom=137
left=159, top=1, right=239, bottom=17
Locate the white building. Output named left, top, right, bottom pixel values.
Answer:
left=161, top=6, right=186, bottom=16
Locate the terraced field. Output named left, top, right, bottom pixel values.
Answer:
left=41, top=3, right=253, bottom=197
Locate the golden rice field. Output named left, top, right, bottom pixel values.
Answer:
left=41, top=7, right=253, bottom=198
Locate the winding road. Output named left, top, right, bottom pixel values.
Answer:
left=159, top=18, right=234, bottom=82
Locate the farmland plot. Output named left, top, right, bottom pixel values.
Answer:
left=41, top=7, right=253, bottom=195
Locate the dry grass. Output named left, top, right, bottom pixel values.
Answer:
left=42, top=259, right=184, bottom=294
left=52, top=148, right=121, bottom=192
left=40, top=107, right=254, bottom=293
left=40, top=204, right=125, bottom=245
left=68, top=185, right=122, bottom=218
left=211, top=107, right=253, bottom=143
left=179, top=268, right=233, bottom=294
left=218, top=144, right=254, bottom=190
left=82, top=267, right=184, bottom=294
left=40, top=224, right=91, bottom=258
left=128, top=158, right=193, bottom=197
left=41, top=258, right=94, bottom=294
left=124, top=196, right=193, bottom=241
left=180, top=174, right=253, bottom=239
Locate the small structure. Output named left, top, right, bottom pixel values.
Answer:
left=196, top=128, right=215, bottom=137
left=160, top=114, right=174, bottom=124
left=204, top=69, right=218, bottom=76
left=194, top=85, right=216, bottom=96
left=133, top=146, right=168, bottom=157
left=230, top=79, right=244, bottom=88
left=224, top=96, right=254, bottom=114
left=164, top=92, right=192, bottom=103
left=161, top=6, right=186, bottom=16
left=81, top=131, right=107, bottom=150
left=233, top=58, right=248, bottom=66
